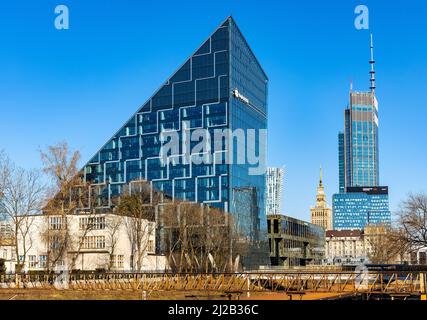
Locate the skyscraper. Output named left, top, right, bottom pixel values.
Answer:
left=340, top=35, right=379, bottom=189
left=310, top=167, right=332, bottom=230
left=265, top=167, right=284, bottom=215
left=79, top=17, right=269, bottom=267
left=333, top=35, right=391, bottom=230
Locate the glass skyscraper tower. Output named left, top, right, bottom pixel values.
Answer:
left=339, top=34, right=379, bottom=190
left=81, top=17, right=269, bottom=266
left=333, top=35, right=391, bottom=230
left=340, top=91, right=379, bottom=189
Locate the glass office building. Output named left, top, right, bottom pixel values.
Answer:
left=333, top=35, right=390, bottom=230
left=340, top=92, right=379, bottom=189
left=333, top=187, right=391, bottom=230
left=81, top=17, right=269, bottom=267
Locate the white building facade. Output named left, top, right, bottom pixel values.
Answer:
left=324, top=227, right=410, bottom=266
left=265, top=167, right=284, bottom=216
left=324, top=230, right=366, bottom=265
left=0, top=213, right=167, bottom=274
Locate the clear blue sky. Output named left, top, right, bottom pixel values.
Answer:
left=0, top=0, right=426, bottom=221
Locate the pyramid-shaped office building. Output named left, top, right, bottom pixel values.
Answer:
left=81, top=17, right=269, bottom=264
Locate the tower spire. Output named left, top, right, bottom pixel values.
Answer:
left=370, top=33, right=376, bottom=94
left=316, top=166, right=326, bottom=205
left=319, top=165, right=323, bottom=186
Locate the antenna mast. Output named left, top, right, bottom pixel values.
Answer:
left=370, top=34, right=376, bottom=94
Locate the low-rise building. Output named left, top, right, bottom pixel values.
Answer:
left=411, top=249, right=427, bottom=265
left=267, top=215, right=325, bottom=268
left=325, top=226, right=410, bottom=265
left=0, top=213, right=167, bottom=274
left=324, top=230, right=366, bottom=265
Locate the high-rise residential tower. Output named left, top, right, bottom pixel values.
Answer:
left=310, top=167, right=332, bottom=230
left=265, top=167, right=284, bottom=215
left=333, top=35, right=391, bottom=230
left=78, top=17, right=269, bottom=267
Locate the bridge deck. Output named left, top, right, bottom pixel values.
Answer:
left=0, top=271, right=426, bottom=295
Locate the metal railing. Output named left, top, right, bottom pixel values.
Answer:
left=0, top=271, right=426, bottom=295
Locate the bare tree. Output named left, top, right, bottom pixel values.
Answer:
left=396, top=193, right=427, bottom=253
left=39, top=215, right=69, bottom=270
left=161, top=201, right=235, bottom=273
left=40, top=183, right=112, bottom=271
left=0, top=150, right=6, bottom=197
left=69, top=210, right=101, bottom=270
left=116, top=180, right=159, bottom=272
left=105, top=215, right=123, bottom=271
left=0, top=157, right=45, bottom=273
left=39, top=142, right=82, bottom=270
left=40, top=141, right=80, bottom=197
left=364, top=224, right=407, bottom=264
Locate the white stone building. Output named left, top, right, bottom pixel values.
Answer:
left=324, top=226, right=411, bottom=265
left=0, top=213, right=167, bottom=273
left=411, top=248, right=427, bottom=265
left=324, top=230, right=366, bottom=265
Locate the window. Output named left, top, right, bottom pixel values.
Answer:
left=111, top=255, right=124, bottom=269
left=49, top=236, right=62, bottom=249
left=39, top=255, right=47, bottom=268
left=147, top=240, right=155, bottom=253
left=273, top=220, right=279, bottom=234
left=0, top=223, right=13, bottom=237
left=49, top=216, right=64, bottom=230
left=96, top=236, right=105, bottom=249
left=79, top=216, right=106, bottom=230
left=81, top=236, right=105, bottom=249
left=28, top=255, right=37, bottom=268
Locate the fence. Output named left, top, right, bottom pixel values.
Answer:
left=0, top=271, right=426, bottom=295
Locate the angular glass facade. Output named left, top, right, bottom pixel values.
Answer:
left=228, top=18, right=268, bottom=245
left=333, top=187, right=391, bottom=230
left=81, top=17, right=269, bottom=268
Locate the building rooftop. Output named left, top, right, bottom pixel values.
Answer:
left=326, top=230, right=363, bottom=238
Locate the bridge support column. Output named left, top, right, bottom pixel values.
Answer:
left=246, top=275, right=250, bottom=298
left=421, top=273, right=426, bottom=301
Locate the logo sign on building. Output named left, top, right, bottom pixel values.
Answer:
left=233, top=88, right=250, bottom=105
